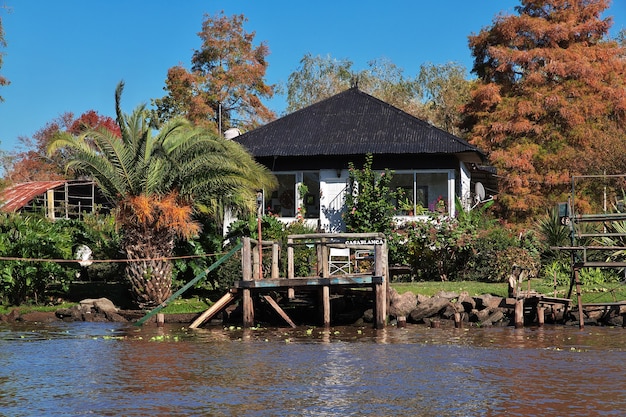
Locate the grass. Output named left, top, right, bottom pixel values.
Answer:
left=392, top=281, right=508, bottom=297
left=392, top=278, right=626, bottom=304
left=0, top=301, right=76, bottom=316
left=160, top=297, right=211, bottom=314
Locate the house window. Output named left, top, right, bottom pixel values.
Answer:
left=301, top=172, right=320, bottom=219
left=269, top=174, right=296, bottom=217
left=267, top=172, right=320, bottom=218
left=390, top=171, right=451, bottom=215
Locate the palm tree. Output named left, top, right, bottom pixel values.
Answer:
left=48, top=82, right=276, bottom=307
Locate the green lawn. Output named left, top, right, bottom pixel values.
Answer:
left=392, top=279, right=626, bottom=304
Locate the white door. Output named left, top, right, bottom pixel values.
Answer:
left=320, top=172, right=348, bottom=232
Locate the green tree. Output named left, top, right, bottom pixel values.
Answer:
left=415, top=62, right=473, bottom=137
left=49, top=82, right=276, bottom=307
left=286, top=55, right=419, bottom=115
left=285, top=54, right=353, bottom=113
left=152, top=12, right=275, bottom=133
left=462, top=0, right=626, bottom=222
left=285, top=55, right=472, bottom=136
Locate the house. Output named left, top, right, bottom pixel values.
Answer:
left=233, top=87, right=494, bottom=232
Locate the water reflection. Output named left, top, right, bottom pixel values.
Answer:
left=1, top=322, right=626, bottom=416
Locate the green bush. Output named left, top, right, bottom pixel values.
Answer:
left=57, top=215, right=123, bottom=282
left=213, top=215, right=317, bottom=289
left=461, top=228, right=541, bottom=282
left=344, top=154, right=397, bottom=235
left=0, top=214, right=74, bottom=305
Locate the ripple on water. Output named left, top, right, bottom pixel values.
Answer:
left=1, top=322, right=626, bottom=416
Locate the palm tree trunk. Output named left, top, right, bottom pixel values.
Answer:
left=124, top=227, right=175, bottom=308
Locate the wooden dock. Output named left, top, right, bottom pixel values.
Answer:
left=190, top=233, right=388, bottom=329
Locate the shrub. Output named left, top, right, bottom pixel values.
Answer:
left=212, top=215, right=317, bottom=289
left=344, top=154, right=397, bottom=235
left=0, top=214, right=74, bottom=305
left=461, top=228, right=541, bottom=282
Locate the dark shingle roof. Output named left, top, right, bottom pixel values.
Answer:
left=234, top=88, right=484, bottom=162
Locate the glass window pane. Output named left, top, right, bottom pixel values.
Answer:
left=302, top=172, right=320, bottom=219
left=416, top=173, right=448, bottom=212
left=268, top=174, right=296, bottom=217
left=390, top=173, right=414, bottom=215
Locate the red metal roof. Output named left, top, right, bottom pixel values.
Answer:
left=0, top=180, right=68, bottom=212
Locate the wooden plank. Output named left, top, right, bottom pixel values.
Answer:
left=233, top=276, right=383, bottom=289
left=271, top=243, right=280, bottom=279
left=287, top=232, right=385, bottom=240
left=242, top=237, right=252, bottom=281
left=261, top=295, right=296, bottom=328
left=582, top=302, right=626, bottom=307
left=189, top=292, right=236, bottom=329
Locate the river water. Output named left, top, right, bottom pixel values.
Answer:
left=1, top=322, right=625, bottom=417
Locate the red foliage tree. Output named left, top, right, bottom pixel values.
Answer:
left=4, top=111, right=119, bottom=184
left=462, top=0, right=626, bottom=222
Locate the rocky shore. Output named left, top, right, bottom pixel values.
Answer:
left=2, top=290, right=624, bottom=327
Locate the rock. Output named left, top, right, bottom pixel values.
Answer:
left=474, top=294, right=503, bottom=310
left=0, top=308, right=20, bottom=323
left=408, top=297, right=449, bottom=323
left=416, top=293, right=430, bottom=304
left=456, top=292, right=476, bottom=312
left=104, top=311, right=128, bottom=323
left=482, top=310, right=505, bottom=326
left=388, top=289, right=417, bottom=318
left=19, top=311, right=59, bottom=323
left=434, top=290, right=459, bottom=300
left=80, top=297, right=118, bottom=313
left=441, top=302, right=461, bottom=319
left=362, top=308, right=374, bottom=323
left=471, top=308, right=491, bottom=323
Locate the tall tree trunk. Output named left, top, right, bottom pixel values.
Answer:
left=123, top=227, right=175, bottom=308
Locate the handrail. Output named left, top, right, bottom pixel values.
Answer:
left=134, top=241, right=243, bottom=326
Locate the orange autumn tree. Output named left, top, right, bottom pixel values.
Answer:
left=462, top=0, right=626, bottom=222
left=152, top=12, right=275, bottom=133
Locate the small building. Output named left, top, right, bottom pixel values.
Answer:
left=0, top=180, right=111, bottom=219
left=233, top=87, right=493, bottom=232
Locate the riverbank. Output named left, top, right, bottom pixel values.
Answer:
left=3, top=286, right=625, bottom=328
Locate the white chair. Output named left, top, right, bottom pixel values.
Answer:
left=329, top=248, right=351, bottom=275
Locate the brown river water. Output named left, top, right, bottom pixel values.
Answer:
left=1, top=322, right=625, bottom=416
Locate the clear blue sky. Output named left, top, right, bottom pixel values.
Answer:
left=0, top=1, right=624, bottom=153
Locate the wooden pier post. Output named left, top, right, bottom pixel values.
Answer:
left=156, top=313, right=165, bottom=327
left=574, top=267, right=584, bottom=329
left=321, top=285, right=331, bottom=327
left=454, top=312, right=462, bottom=328
left=287, top=238, right=295, bottom=300
left=374, top=243, right=386, bottom=329
left=537, top=306, right=545, bottom=327
left=515, top=298, right=524, bottom=328
left=242, top=237, right=254, bottom=328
